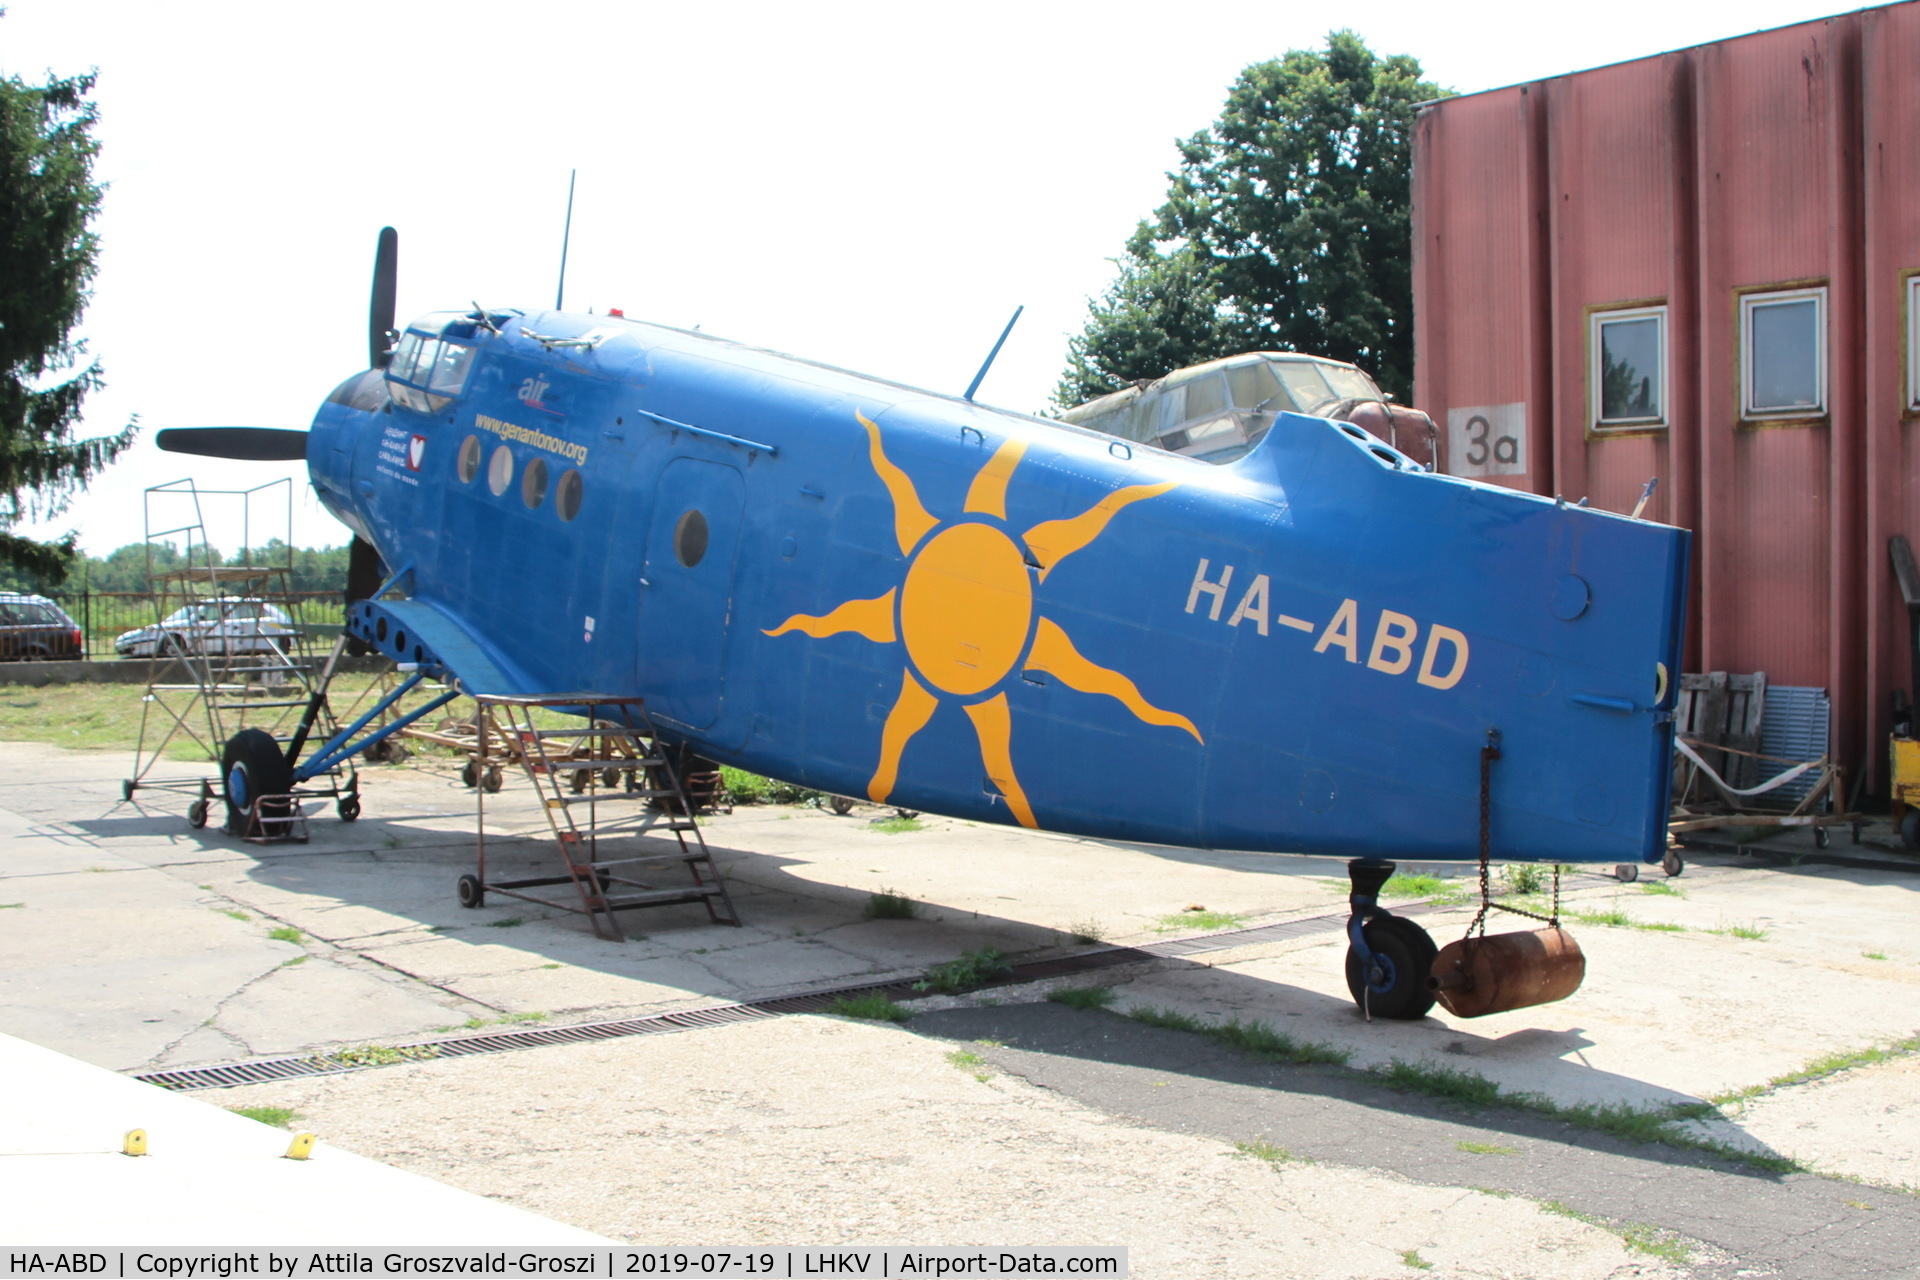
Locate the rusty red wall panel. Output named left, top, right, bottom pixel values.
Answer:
left=1413, top=4, right=1920, bottom=787
left=1863, top=1, right=1920, bottom=785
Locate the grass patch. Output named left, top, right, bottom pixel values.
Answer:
left=0, top=902, right=21, bottom=909
left=1381, top=873, right=1470, bottom=904
left=1128, top=1006, right=1350, bottom=1066
left=870, top=815, right=925, bottom=834
left=1153, top=908, right=1246, bottom=932
left=1456, top=1140, right=1517, bottom=1155
left=267, top=926, right=303, bottom=944
left=1398, top=1249, right=1433, bottom=1271
left=720, top=766, right=824, bottom=806
left=218, top=908, right=249, bottom=923
left=1639, top=881, right=1684, bottom=897
left=1566, top=908, right=1687, bottom=934
left=279, top=955, right=307, bottom=968
left=1047, top=985, right=1118, bottom=1011
left=863, top=889, right=918, bottom=920
left=227, top=1105, right=298, bottom=1128
left=486, top=917, right=524, bottom=928
left=1234, top=1138, right=1309, bottom=1166
left=540, top=963, right=562, bottom=969
left=1863, top=950, right=1888, bottom=960
left=1379, top=1059, right=1505, bottom=1107
left=823, top=992, right=910, bottom=1023
left=1502, top=863, right=1546, bottom=895
left=1711, top=922, right=1769, bottom=940
left=945, top=1049, right=991, bottom=1081
left=914, top=948, right=1011, bottom=994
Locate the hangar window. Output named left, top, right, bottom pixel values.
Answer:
left=1907, top=273, right=1920, bottom=414
left=1591, top=305, right=1666, bottom=429
left=1741, top=286, right=1826, bottom=419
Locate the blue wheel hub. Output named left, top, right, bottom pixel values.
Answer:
left=227, top=765, right=249, bottom=810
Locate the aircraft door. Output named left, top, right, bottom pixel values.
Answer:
left=637, top=457, right=747, bottom=730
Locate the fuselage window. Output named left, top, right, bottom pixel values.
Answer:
left=457, top=435, right=482, bottom=483
left=522, top=456, right=549, bottom=509
left=556, top=469, right=584, bottom=522
left=488, top=444, right=514, bottom=497
left=674, top=510, right=709, bottom=568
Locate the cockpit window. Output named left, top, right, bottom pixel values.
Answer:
left=1318, top=361, right=1381, bottom=402
left=1272, top=362, right=1337, bottom=415
left=427, top=343, right=475, bottom=394
left=386, top=313, right=483, bottom=415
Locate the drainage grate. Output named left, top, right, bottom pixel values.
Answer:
left=131, top=905, right=1422, bottom=1091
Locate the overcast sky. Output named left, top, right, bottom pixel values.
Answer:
left=4, top=0, right=1868, bottom=555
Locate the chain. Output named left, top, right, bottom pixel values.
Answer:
left=1469, top=729, right=1500, bottom=939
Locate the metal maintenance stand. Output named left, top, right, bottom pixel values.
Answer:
left=459, top=694, right=740, bottom=939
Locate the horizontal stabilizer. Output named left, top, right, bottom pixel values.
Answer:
left=156, top=427, right=309, bottom=462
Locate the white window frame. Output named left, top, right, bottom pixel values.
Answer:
left=1907, top=273, right=1920, bottom=414
left=1740, top=285, right=1827, bottom=420
left=1589, top=304, right=1668, bottom=430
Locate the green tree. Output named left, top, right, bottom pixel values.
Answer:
left=0, top=51, right=133, bottom=581
left=1057, top=31, right=1445, bottom=409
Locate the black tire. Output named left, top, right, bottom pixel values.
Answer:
left=1901, top=810, right=1920, bottom=851
left=829, top=795, right=855, bottom=816
left=461, top=759, right=480, bottom=789
left=187, top=800, right=208, bottom=829
left=483, top=765, right=503, bottom=793
left=1614, top=863, right=1639, bottom=883
left=1663, top=850, right=1685, bottom=878
left=456, top=874, right=484, bottom=909
left=1814, top=825, right=1830, bottom=849
left=1344, top=914, right=1438, bottom=1020
left=222, top=728, right=292, bottom=837
left=338, top=796, right=361, bottom=823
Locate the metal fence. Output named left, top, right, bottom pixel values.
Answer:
left=43, top=591, right=346, bottom=661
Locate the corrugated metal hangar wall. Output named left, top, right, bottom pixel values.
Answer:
left=1411, top=0, right=1920, bottom=792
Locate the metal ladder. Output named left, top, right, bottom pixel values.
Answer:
left=470, top=693, right=740, bottom=939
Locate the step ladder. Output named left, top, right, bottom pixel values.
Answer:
left=465, top=693, right=740, bottom=939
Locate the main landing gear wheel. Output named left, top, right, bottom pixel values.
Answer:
left=1662, top=850, right=1685, bottom=878
left=456, top=874, right=484, bottom=909
left=1345, top=915, right=1439, bottom=1021
left=222, top=728, right=292, bottom=838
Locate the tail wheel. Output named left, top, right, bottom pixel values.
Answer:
left=222, top=728, right=292, bottom=837
left=1344, top=915, right=1439, bottom=1020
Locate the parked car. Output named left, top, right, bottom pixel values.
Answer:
left=115, top=598, right=298, bottom=658
left=0, top=593, right=84, bottom=661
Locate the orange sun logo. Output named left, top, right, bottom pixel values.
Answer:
left=764, top=412, right=1203, bottom=827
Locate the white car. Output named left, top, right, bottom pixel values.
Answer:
left=116, top=598, right=299, bottom=658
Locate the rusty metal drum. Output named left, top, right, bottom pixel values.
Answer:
left=1426, top=928, right=1586, bottom=1018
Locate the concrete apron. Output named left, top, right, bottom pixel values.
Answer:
left=0, top=741, right=1916, bottom=1210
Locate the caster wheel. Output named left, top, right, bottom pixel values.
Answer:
left=187, top=800, right=209, bottom=829
left=1662, top=850, right=1685, bottom=878
left=1344, top=915, right=1438, bottom=1021
left=456, top=873, right=484, bottom=909
left=362, top=740, right=391, bottom=764
left=1901, top=810, right=1920, bottom=851
left=483, top=765, right=504, bottom=793
left=829, top=795, right=855, bottom=816
left=338, top=796, right=361, bottom=823
left=602, top=767, right=623, bottom=789
left=570, top=769, right=590, bottom=794
left=1814, top=825, right=1830, bottom=849
left=461, top=759, right=480, bottom=789
left=1614, top=863, right=1639, bottom=883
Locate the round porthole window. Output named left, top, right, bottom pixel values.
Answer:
left=457, top=435, right=482, bottom=483
left=674, top=509, right=709, bottom=567
left=522, top=456, right=549, bottom=509
left=487, top=444, right=513, bottom=496
left=556, top=469, right=583, bottom=522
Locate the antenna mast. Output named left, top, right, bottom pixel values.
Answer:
left=555, top=169, right=577, bottom=311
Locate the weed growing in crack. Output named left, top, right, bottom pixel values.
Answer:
left=1639, top=881, right=1684, bottom=897
left=945, top=1049, right=991, bottom=1081
left=1128, top=1007, right=1349, bottom=1066
left=1863, top=950, right=1889, bottom=960
left=1047, top=985, right=1118, bottom=1011
left=1540, top=1201, right=1690, bottom=1264
left=1153, top=908, right=1247, bottom=932
left=823, top=992, right=910, bottom=1023
left=1066, top=919, right=1106, bottom=944
left=1398, top=1249, right=1433, bottom=1271
left=311, top=1044, right=440, bottom=1069
left=217, top=908, right=249, bottom=923
left=268, top=926, right=303, bottom=944
left=1710, top=921, right=1769, bottom=940
left=487, top=917, right=524, bottom=928
left=540, top=963, right=562, bottom=969
left=914, top=948, right=1011, bottom=994
left=1456, top=1140, right=1517, bottom=1155
left=1502, top=864, right=1546, bottom=894
left=869, top=816, right=925, bottom=834
left=279, top=956, right=307, bottom=968
left=1234, top=1139, right=1309, bottom=1166
left=0, top=902, right=22, bottom=909
left=1708, top=1034, right=1920, bottom=1107
left=863, top=889, right=918, bottom=920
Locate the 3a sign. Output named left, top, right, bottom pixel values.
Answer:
left=1446, top=403, right=1527, bottom=478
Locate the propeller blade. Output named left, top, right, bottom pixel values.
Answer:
left=370, top=226, right=398, bottom=369
left=344, top=535, right=386, bottom=605
left=155, top=428, right=310, bottom=462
